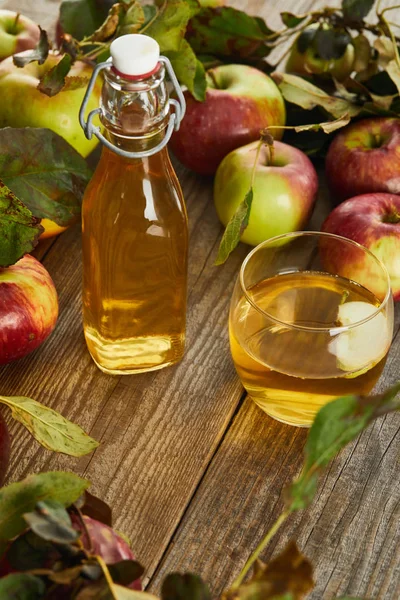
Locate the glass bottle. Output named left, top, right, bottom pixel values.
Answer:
left=79, top=35, right=188, bottom=375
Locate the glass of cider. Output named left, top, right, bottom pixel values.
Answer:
left=229, top=231, right=394, bottom=427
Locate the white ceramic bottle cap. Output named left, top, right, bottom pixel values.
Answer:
left=110, top=34, right=160, bottom=77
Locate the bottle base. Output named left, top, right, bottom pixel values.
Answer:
left=84, top=328, right=185, bottom=375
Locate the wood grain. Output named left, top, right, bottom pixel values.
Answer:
left=0, top=0, right=399, bottom=599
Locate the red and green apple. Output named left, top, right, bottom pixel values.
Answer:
left=286, top=25, right=355, bottom=81
left=214, top=140, right=318, bottom=246
left=322, top=193, right=400, bottom=300
left=0, top=10, right=40, bottom=61
left=325, top=117, right=400, bottom=202
left=170, top=64, right=286, bottom=176
left=0, top=53, right=101, bottom=158
left=0, top=254, right=58, bottom=364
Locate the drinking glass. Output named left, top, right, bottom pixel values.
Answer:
left=229, top=231, right=394, bottom=427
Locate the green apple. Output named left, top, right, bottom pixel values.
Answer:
left=286, top=26, right=355, bottom=82
left=0, top=10, right=40, bottom=61
left=214, top=140, right=318, bottom=246
left=0, top=53, right=101, bottom=157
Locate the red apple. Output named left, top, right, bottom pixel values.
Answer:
left=0, top=254, right=58, bottom=364
left=0, top=10, right=40, bottom=61
left=322, top=193, right=400, bottom=300
left=214, top=140, right=318, bottom=246
left=0, top=410, right=10, bottom=486
left=325, top=118, right=400, bottom=202
left=170, top=64, right=286, bottom=176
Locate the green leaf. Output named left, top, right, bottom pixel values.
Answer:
left=37, top=53, right=73, bottom=97
left=60, top=0, right=115, bottom=40
left=187, top=7, right=273, bottom=60
left=342, top=0, right=375, bottom=22
left=0, top=573, right=45, bottom=598
left=145, top=0, right=191, bottom=53
left=0, top=127, right=91, bottom=226
left=272, top=73, right=361, bottom=119
left=286, top=381, right=400, bottom=511
left=166, top=40, right=206, bottom=101
left=215, top=188, right=253, bottom=266
left=0, top=471, right=89, bottom=542
left=161, top=573, right=211, bottom=600
left=13, top=27, right=49, bottom=67
left=0, top=180, right=42, bottom=268
left=0, top=395, right=99, bottom=457
left=23, top=500, right=80, bottom=544
left=118, top=1, right=145, bottom=35
left=280, top=12, right=308, bottom=28
left=223, top=542, right=313, bottom=600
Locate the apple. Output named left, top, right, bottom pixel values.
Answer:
left=214, top=140, right=318, bottom=246
left=0, top=411, right=10, bottom=486
left=0, top=53, right=101, bottom=157
left=0, top=10, right=40, bottom=61
left=170, top=64, right=286, bottom=176
left=321, top=193, right=400, bottom=300
left=286, top=26, right=355, bottom=81
left=0, top=254, right=58, bottom=364
left=325, top=117, right=400, bottom=202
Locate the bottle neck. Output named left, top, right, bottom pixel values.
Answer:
left=99, top=63, right=170, bottom=155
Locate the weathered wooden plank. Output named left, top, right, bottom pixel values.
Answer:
left=149, top=335, right=400, bottom=599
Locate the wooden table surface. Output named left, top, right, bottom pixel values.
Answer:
left=0, top=0, right=399, bottom=598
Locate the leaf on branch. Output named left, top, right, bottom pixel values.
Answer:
left=374, top=37, right=396, bottom=68
left=145, top=0, right=192, bottom=53
left=272, top=73, right=361, bottom=118
left=297, top=28, right=316, bottom=54
left=369, top=92, right=397, bottom=111
left=112, top=583, right=160, bottom=599
left=37, top=53, right=72, bottom=97
left=0, top=471, right=89, bottom=542
left=294, top=113, right=351, bottom=134
left=24, top=500, right=80, bottom=544
left=223, top=542, right=314, bottom=600
left=280, top=12, right=308, bottom=28
left=6, top=529, right=62, bottom=571
left=60, top=0, right=114, bottom=40
left=161, top=572, right=211, bottom=600
left=0, top=395, right=99, bottom=457
left=88, top=3, right=124, bottom=41
left=215, top=189, right=253, bottom=265
left=166, top=40, right=206, bottom=101
left=386, top=59, right=400, bottom=95
left=62, top=75, right=91, bottom=92
left=118, top=1, right=145, bottom=35
left=0, top=573, right=45, bottom=598
left=342, top=0, right=375, bottom=22
left=0, top=180, right=42, bottom=267
left=187, top=7, right=273, bottom=60
left=108, top=560, right=144, bottom=588
left=0, top=127, right=91, bottom=227
left=13, top=27, right=49, bottom=67
left=285, top=381, right=400, bottom=511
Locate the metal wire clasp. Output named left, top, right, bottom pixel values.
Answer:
left=79, top=56, right=186, bottom=159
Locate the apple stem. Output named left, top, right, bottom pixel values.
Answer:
left=12, top=13, right=20, bottom=33
left=251, top=141, right=263, bottom=185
